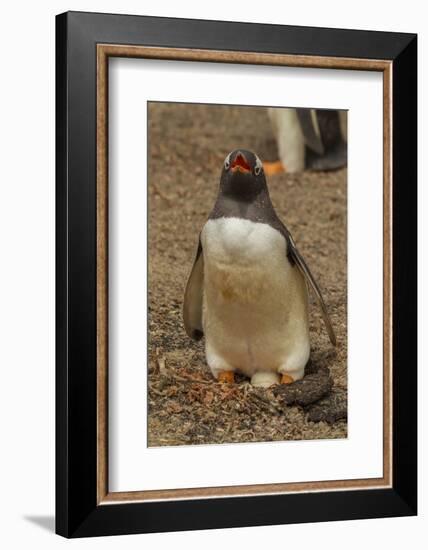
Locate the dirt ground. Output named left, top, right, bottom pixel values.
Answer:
left=147, top=102, right=347, bottom=446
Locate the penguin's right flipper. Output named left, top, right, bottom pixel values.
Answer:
left=183, top=238, right=204, bottom=341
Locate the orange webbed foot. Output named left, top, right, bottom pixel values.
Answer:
left=217, top=371, right=235, bottom=384
left=280, top=373, right=294, bottom=385
left=263, top=160, right=286, bottom=176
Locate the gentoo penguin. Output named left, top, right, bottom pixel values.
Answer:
left=265, top=108, right=347, bottom=175
left=183, top=149, right=336, bottom=387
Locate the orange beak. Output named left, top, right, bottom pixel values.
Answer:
left=231, top=152, right=251, bottom=174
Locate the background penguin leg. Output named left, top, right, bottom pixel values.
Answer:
left=265, top=107, right=306, bottom=174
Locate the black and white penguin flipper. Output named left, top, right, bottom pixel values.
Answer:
left=282, top=226, right=337, bottom=347
left=183, top=239, right=204, bottom=341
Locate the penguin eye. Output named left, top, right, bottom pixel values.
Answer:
left=224, top=153, right=232, bottom=171
left=254, top=156, right=263, bottom=176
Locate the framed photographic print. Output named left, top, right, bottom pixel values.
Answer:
left=56, top=11, right=417, bottom=538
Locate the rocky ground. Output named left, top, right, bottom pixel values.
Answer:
left=147, top=102, right=347, bottom=446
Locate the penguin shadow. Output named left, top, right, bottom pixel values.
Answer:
left=23, top=515, right=55, bottom=533
left=272, top=352, right=338, bottom=409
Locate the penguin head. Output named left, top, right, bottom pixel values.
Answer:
left=219, top=149, right=267, bottom=201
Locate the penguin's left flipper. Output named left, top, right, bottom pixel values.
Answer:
left=281, top=224, right=337, bottom=347
left=183, top=237, right=204, bottom=341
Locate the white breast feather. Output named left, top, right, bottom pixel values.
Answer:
left=201, top=217, right=310, bottom=382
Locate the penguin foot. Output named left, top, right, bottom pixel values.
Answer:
left=280, top=373, right=294, bottom=385
left=217, top=371, right=235, bottom=384
left=263, top=160, right=286, bottom=176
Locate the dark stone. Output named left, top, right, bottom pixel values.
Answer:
left=306, top=388, right=347, bottom=424
left=272, top=362, right=333, bottom=407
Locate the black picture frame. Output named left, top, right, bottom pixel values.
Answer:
left=56, top=11, right=417, bottom=538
